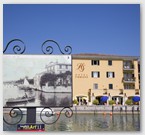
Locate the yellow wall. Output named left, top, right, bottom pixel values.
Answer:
left=134, top=61, right=139, bottom=89
left=72, top=58, right=140, bottom=101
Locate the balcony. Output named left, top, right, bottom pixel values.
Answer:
left=123, top=65, right=134, bottom=71
left=122, top=77, right=136, bottom=83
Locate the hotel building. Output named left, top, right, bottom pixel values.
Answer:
left=45, top=62, right=71, bottom=74
left=72, top=54, right=140, bottom=105
left=34, top=62, right=71, bottom=90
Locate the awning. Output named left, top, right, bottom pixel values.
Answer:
left=132, top=96, right=140, bottom=102
left=76, top=96, right=87, bottom=98
left=82, top=97, right=87, bottom=100
left=101, top=96, right=108, bottom=102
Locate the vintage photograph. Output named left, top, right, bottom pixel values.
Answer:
left=3, top=55, right=72, bottom=107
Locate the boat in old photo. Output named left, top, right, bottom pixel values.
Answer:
left=6, top=92, right=36, bottom=104
left=17, top=78, right=34, bottom=90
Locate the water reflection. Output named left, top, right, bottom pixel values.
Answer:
left=132, top=114, right=140, bottom=130
left=3, top=113, right=140, bottom=131
left=39, top=92, right=71, bottom=107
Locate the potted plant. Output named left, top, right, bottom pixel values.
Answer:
left=109, top=100, right=115, bottom=105
left=73, top=99, right=78, bottom=106
left=125, top=99, right=132, bottom=105
left=92, top=99, right=99, bottom=105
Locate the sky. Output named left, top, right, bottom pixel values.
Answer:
left=3, top=4, right=140, bottom=56
left=3, top=55, right=71, bottom=81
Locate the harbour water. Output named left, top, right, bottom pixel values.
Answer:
left=3, top=86, right=140, bottom=131
left=3, top=85, right=72, bottom=107
left=3, top=113, right=140, bottom=131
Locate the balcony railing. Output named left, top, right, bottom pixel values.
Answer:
left=122, top=77, right=136, bottom=83
left=123, top=65, right=134, bottom=70
left=124, top=87, right=135, bottom=90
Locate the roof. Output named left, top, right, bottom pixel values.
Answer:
left=45, top=62, right=71, bottom=67
left=72, top=53, right=139, bottom=60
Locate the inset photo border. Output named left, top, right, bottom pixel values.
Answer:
left=3, top=55, right=72, bottom=107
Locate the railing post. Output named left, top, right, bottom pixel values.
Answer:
left=132, top=106, right=134, bottom=114
left=26, top=108, right=36, bottom=123
left=75, top=106, right=77, bottom=114
left=125, top=106, right=127, bottom=114
left=137, top=106, right=139, bottom=113
left=120, top=107, right=122, bottom=114
left=112, top=106, right=114, bottom=113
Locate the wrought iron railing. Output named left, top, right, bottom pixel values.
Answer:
left=3, top=39, right=73, bottom=125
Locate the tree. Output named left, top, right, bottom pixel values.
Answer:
left=40, top=73, right=57, bottom=88
left=57, top=71, right=72, bottom=87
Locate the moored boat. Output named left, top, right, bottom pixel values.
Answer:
left=18, top=85, right=32, bottom=90
left=17, top=78, right=32, bottom=90
left=6, top=95, right=35, bottom=104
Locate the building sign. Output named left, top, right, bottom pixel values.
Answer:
left=75, top=63, right=88, bottom=78
left=75, top=74, right=88, bottom=78
left=3, top=55, right=72, bottom=107
left=77, top=63, right=85, bottom=72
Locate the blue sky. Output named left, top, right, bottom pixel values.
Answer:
left=3, top=4, right=140, bottom=56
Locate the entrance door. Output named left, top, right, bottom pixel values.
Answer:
left=112, top=96, right=123, bottom=105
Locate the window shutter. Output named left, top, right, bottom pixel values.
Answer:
left=92, top=72, right=93, bottom=77
left=98, top=60, right=100, bottom=65
left=113, top=72, right=115, bottom=78
left=107, top=72, right=108, bottom=78
left=98, top=72, right=100, bottom=78
left=91, top=60, right=93, bottom=65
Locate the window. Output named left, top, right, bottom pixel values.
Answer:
left=109, top=84, right=113, bottom=89
left=123, top=61, right=133, bottom=69
left=106, top=72, right=115, bottom=78
left=66, top=65, right=68, bottom=69
left=124, top=84, right=135, bottom=89
left=93, top=84, right=98, bottom=89
left=92, top=71, right=100, bottom=78
left=108, top=60, right=112, bottom=66
left=53, top=66, right=55, bottom=70
left=92, top=60, right=100, bottom=65
left=59, top=65, right=62, bottom=69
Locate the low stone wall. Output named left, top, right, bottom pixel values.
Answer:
left=3, top=105, right=140, bottom=114
left=69, top=105, right=140, bottom=114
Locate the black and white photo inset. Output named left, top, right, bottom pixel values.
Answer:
left=3, top=55, right=72, bottom=107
